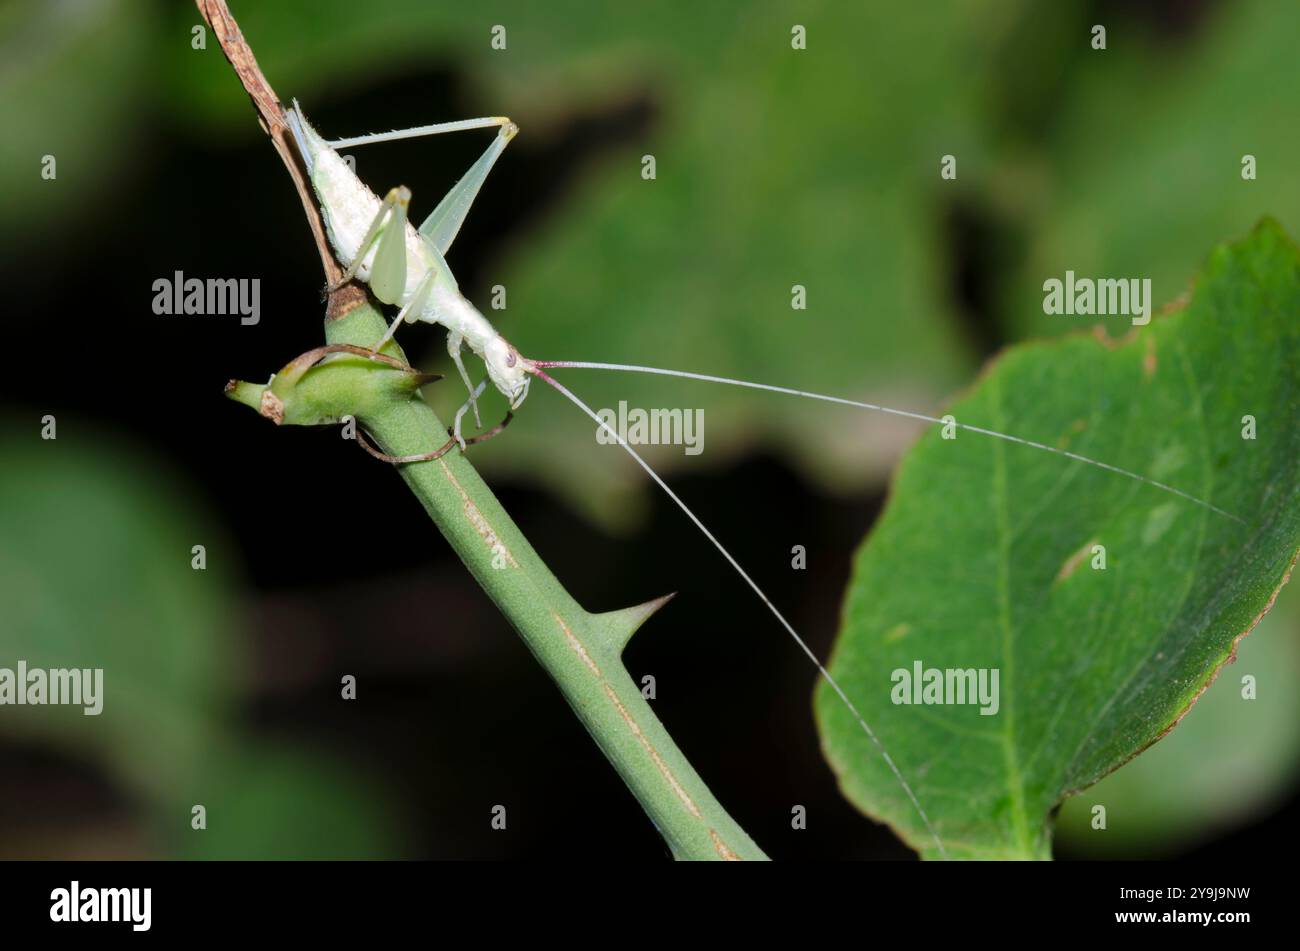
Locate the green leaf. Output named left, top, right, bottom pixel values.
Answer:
left=815, top=220, right=1300, bottom=859
left=1053, top=584, right=1300, bottom=857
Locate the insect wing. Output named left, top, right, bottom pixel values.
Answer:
left=418, top=129, right=511, bottom=255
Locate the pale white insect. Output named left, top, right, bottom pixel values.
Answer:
left=282, top=103, right=1241, bottom=860
left=285, top=101, right=529, bottom=445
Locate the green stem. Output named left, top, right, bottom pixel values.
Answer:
left=198, top=0, right=762, bottom=863
left=313, top=301, right=765, bottom=860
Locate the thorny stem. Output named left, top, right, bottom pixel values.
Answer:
left=201, top=0, right=766, bottom=860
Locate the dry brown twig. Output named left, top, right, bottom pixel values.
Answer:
left=195, top=0, right=366, bottom=318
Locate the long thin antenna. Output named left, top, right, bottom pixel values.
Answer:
left=529, top=367, right=951, bottom=860
left=531, top=360, right=1243, bottom=524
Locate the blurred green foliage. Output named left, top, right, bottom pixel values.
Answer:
left=0, top=0, right=149, bottom=227
left=993, top=1, right=1300, bottom=342
left=0, top=425, right=399, bottom=858
left=0, top=427, right=236, bottom=805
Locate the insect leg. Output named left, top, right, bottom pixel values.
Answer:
left=355, top=427, right=459, bottom=465
left=451, top=376, right=491, bottom=449
left=461, top=406, right=513, bottom=448
left=447, top=331, right=482, bottom=436
left=370, top=268, right=435, bottom=355
left=418, top=122, right=518, bottom=255
left=324, top=116, right=514, bottom=151
left=317, top=111, right=517, bottom=256
left=353, top=377, right=511, bottom=466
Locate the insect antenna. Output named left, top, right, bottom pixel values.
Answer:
left=528, top=365, right=951, bottom=860
left=531, top=360, right=1243, bottom=523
